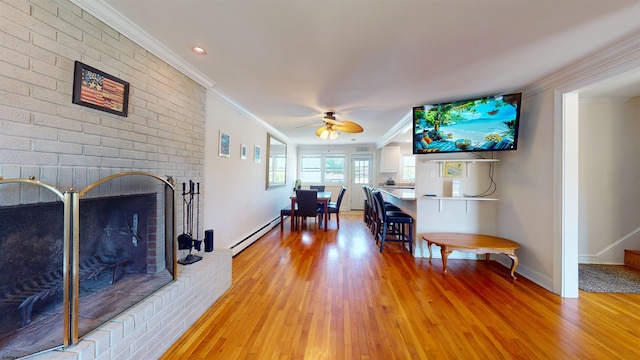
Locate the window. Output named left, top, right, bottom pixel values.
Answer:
left=300, top=155, right=321, bottom=182
left=269, top=155, right=286, bottom=184
left=300, top=154, right=346, bottom=183
left=401, top=155, right=415, bottom=181
left=353, top=159, right=370, bottom=184
left=324, top=155, right=344, bottom=183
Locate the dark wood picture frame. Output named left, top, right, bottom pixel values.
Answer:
left=72, top=61, right=130, bottom=117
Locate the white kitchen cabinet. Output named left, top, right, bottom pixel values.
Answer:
left=380, top=145, right=400, bottom=173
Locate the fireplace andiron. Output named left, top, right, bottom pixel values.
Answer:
left=178, top=180, right=202, bottom=265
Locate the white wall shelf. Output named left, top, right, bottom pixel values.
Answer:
left=423, top=195, right=498, bottom=212
left=426, top=158, right=499, bottom=178
left=426, top=159, right=500, bottom=163
left=423, top=196, right=499, bottom=200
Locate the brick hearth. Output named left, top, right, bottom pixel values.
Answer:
left=31, top=250, right=232, bottom=360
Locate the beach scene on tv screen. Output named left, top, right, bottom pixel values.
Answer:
left=413, top=94, right=520, bottom=153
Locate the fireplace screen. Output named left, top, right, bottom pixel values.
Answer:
left=0, top=172, right=176, bottom=359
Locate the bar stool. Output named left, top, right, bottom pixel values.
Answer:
left=362, top=185, right=371, bottom=227
left=371, top=190, right=413, bottom=254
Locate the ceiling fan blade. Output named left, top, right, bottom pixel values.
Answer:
left=334, top=121, right=363, bottom=133
left=315, top=126, right=328, bottom=137
left=323, top=118, right=345, bottom=126
left=295, top=122, right=322, bottom=129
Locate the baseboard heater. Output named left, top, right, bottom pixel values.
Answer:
left=230, top=216, right=279, bottom=256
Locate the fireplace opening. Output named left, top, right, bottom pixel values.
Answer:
left=0, top=174, right=175, bottom=360
left=0, top=201, right=65, bottom=357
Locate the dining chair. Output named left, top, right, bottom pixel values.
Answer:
left=371, top=190, right=413, bottom=254
left=295, top=189, right=319, bottom=230
left=311, top=185, right=326, bottom=216
left=280, top=203, right=298, bottom=231
left=317, top=186, right=347, bottom=228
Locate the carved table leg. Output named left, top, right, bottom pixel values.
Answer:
left=507, top=253, right=519, bottom=280
left=440, top=246, right=452, bottom=274
left=427, top=240, right=433, bottom=262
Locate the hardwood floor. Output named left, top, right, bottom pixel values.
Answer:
left=161, top=214, right=640, bottom=359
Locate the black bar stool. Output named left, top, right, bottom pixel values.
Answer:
left=371, top=190, right=413, bottom=254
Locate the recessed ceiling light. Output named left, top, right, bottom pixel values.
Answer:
left=192, top=46, right=206, bottom=55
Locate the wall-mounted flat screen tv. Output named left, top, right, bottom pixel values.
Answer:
left=413, top=93, right=522, bottom=154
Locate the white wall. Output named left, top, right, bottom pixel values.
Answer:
left=494, top=91, right=557, bottom=289
left=204, top=92, right=297, bottom=253
left=578, top=97, right=640, bottom=263
left=498, top=33, right=640, bottom=295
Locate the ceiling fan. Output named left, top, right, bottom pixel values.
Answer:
left=314, top=112, right=364, bottom=140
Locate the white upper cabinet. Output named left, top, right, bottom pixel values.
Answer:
left=380, top=145, right=400, bottom=173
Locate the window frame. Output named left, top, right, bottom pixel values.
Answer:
left=401, top=155, right=416, bottom=182
left=299, top=153, right=347, bottom=184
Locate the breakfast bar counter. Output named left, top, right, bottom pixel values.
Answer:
left=378, top=188, right=416, bottom=201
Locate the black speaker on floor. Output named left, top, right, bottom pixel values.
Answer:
left=205, top=229, right=214, bottom=252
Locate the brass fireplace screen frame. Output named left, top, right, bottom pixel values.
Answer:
left=0, top=171, right=176, bottom=349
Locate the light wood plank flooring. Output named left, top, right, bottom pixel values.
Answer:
left=161, top=214, right=640, bottom=359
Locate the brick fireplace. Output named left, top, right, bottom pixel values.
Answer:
left=0, top=172, right=179, bottom=359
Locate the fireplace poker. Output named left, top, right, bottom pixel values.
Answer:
left=196, top=182, right=200, bottom=242
left=189, top=180, right=195, bottom=236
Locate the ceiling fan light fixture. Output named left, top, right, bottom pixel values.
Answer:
left=314, top=112, right=360, bottom=140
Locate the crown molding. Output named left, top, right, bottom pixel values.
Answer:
left=524, top=31, right=640, bottom=96
left=70, top=0, right=214, bottom=89
left=207, top=88, right=293, bottom=145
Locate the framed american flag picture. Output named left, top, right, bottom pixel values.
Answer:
left=72, top=61, right=130, bottom=117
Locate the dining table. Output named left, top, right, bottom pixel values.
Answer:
left=290, top=191, right=332, bottom=231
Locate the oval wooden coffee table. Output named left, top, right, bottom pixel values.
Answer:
left=422, top=232, right=520, bottom=279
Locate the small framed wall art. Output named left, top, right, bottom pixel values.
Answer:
left=240, top=144, right=247, bottom=160
left=254, top=145, right=261, bottom=164
left=72, top=61, right=130, bottom=117
left=219, top=131, right=230, bottom=157
left=443, top=161, right=463, bottom=178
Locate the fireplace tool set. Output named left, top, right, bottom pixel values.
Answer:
left=177, top=180, right=202, bottom=265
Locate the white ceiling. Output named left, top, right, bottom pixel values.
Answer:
left=78, top=0, right=640, bottom=146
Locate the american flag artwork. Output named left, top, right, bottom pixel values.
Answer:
left=73, top=61, right=129, bottom=116
left=79, top=69, right=125, bottom=112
